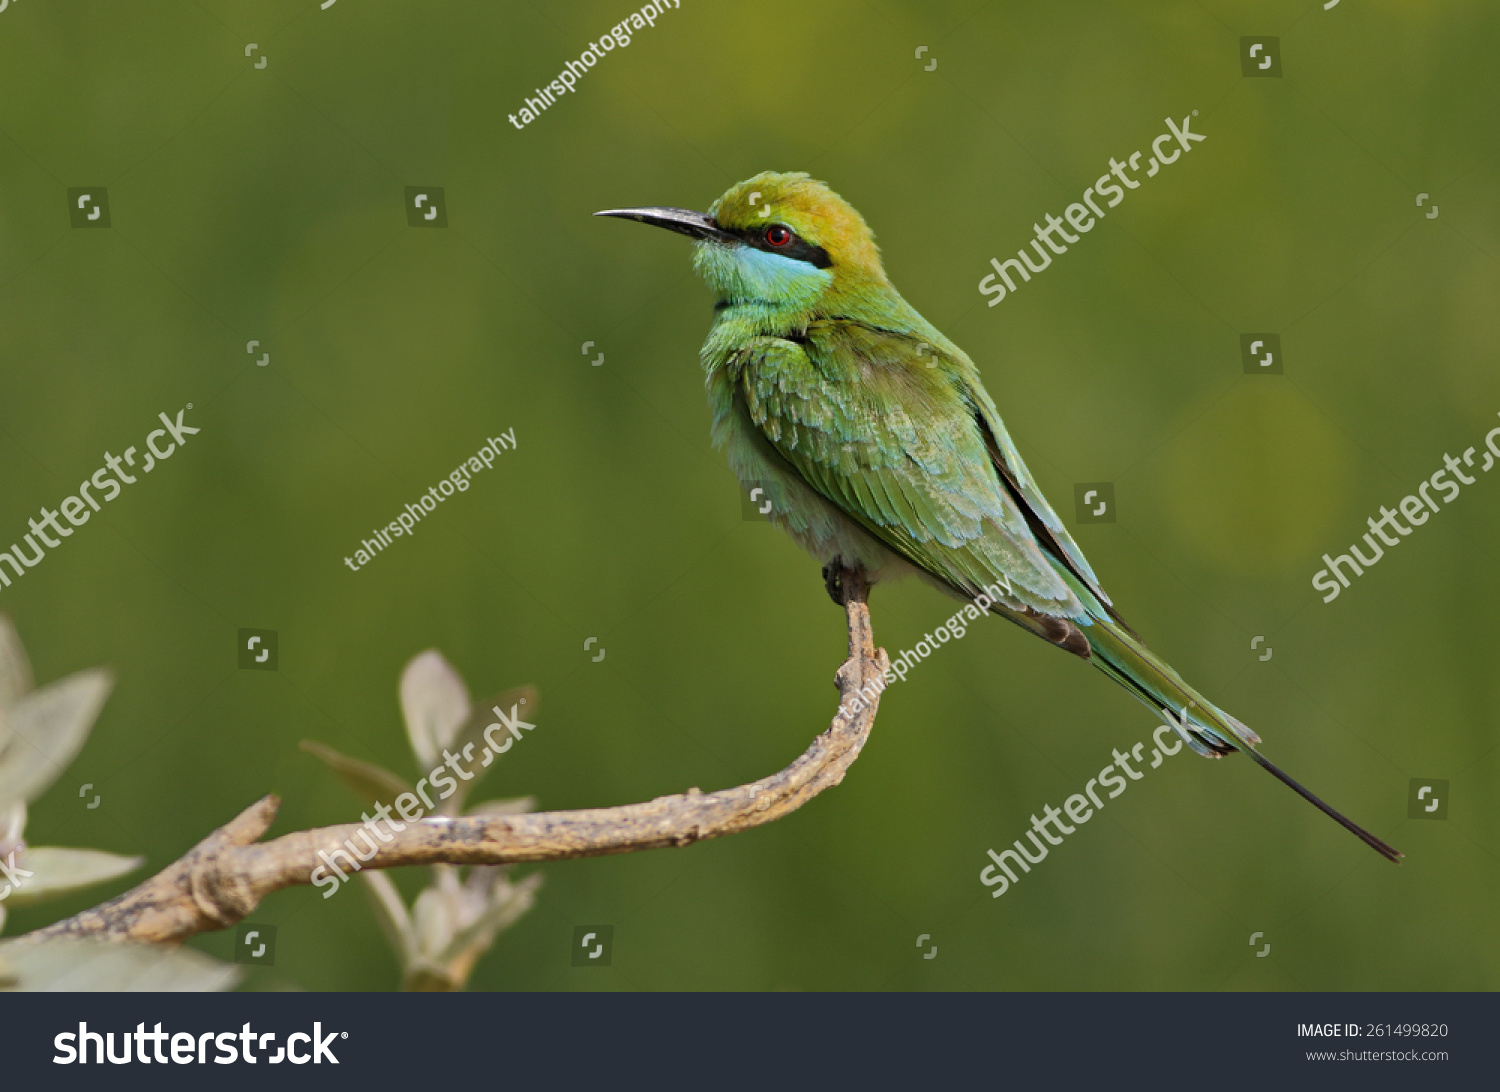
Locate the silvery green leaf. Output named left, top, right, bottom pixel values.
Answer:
left=466, top=795, right=538, bottom=819
left=445, top=686, right=538, bottom=810
left=360, top=871, right=415, bottom=965
left=0, top=937, right=242, bottom=992
left=435, top=871, right=542, bottom=967
left=0, top=800, right=25, bottom=858
left=2, top=847, right=142, bottom=908
left=299, top=740, right=413, bottom=807
left=0, top=615, right=34, bottom=710
left=399, top=651, right=470, bottom=769
left=411, top=885, right=454, bottom=962
left=0, top=668, right=113, bottom=807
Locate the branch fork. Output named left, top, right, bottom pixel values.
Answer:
left=25, top=571, right=888, bottom=946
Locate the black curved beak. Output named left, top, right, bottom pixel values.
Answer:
left=594, top=206, right=737, bottom=244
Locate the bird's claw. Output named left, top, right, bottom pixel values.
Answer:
left=822, top=559, right=867, bottom=607
left=822, top=560, right=847, bottom=606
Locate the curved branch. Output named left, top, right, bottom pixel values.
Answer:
left=23, top=571, right=889, bottom=946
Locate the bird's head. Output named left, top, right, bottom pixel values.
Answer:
left=596, top=172, right=887, bottom=313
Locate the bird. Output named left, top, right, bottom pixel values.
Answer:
left=596, top=171, right=1401, bottom=863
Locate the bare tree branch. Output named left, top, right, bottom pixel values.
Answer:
left=22, top=570, right=889, bottom=946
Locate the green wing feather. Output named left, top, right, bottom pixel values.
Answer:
left=727, top=322, right=1081, bottom=618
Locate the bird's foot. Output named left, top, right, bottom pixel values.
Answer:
left=822, top=558, right=869, bottom=607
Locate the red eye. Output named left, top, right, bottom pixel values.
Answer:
left=765, top=225, right=793, bottom=248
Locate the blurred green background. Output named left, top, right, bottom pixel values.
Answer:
left=1, top=0, right=1496, bottom=990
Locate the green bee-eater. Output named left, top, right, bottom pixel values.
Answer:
left=598, top=172, right=1400, bottom=863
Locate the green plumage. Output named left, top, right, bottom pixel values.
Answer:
left=597, top=171, right=1400, bottom=863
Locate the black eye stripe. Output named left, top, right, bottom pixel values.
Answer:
left=724, top=223, right=833, bottom=269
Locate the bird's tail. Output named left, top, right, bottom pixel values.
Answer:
left=1084, top=616, right=1402, bottom=863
